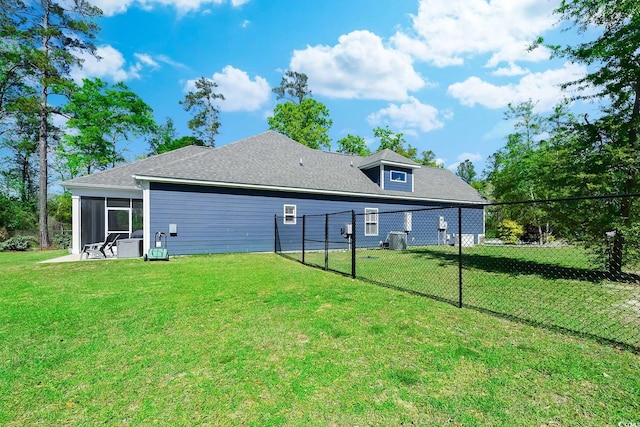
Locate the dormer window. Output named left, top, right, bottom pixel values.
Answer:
left=390, top=170, right=407, bottom=183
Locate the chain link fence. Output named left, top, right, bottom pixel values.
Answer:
left=275, top=195, right=640, bottom=351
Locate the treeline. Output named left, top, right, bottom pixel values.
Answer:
left=481, top=0, right=640, bottom=274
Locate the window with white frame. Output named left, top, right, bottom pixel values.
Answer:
left=364, top=208, right=378, bottom=236
left=390, top=170, right=407, bottom=183
left=107, top=198, right=132, bottom=235
left=283, top=204, right=297, bottom=225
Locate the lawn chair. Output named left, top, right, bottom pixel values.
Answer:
left=81, top=233, right=120, bottom=259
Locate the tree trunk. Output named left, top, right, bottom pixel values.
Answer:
left=38, top=4, right=51, bottom=250
left=38, top=85, right=50, bottom=249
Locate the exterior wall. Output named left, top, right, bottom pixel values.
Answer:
left=148, top=183, right=484, bottom=255
left=383, top=166, right=413, bottom=192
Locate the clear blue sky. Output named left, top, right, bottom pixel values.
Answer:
left=72, top=0, right=589, bottom=173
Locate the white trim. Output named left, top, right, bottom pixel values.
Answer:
left=142, top=182, right=151, bottom=256
left=358, top=159, right=421, bottom=170
left=106, top=206, right=131, bottom=234
left=283, top=204, right=297, bottom=225
left=66, top=186, right=142, bottom=199
left=71, top=196, right=81, bottom=254
left=364, top=208, right=379, bottom=236
left=390, top=170, right=407, bottom=183
left=131, top=174, right=485, bottom=206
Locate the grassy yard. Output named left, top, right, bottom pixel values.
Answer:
left=1, top=251, right=639, bottom=426
left=301, top=245, right=640, bottom=349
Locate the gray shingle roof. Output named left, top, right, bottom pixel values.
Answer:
left=62, top=131, right=484, bottom=204
left=359, top=149, right=420, bottom=168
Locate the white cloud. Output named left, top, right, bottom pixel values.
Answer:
left=71, top=46, right=180, bottom=82
left=133, top=53, right=159, bottom=69
left=184, top=66, right=270, bottom=112
left=240, top=19, right=250, bottom=28
left=90, top=0, right=250, bottom=16
left=155, top=54, right=188, bottom=69
left=491, top=63, right=529, bottom=77
left=71, top=45, right=142, bottom=82
left=89, top=0, right=134, bottom=16
left=447, top=62, right=587, bottom=112
left=392, top=0, right=558, bottom=67
left=290, top=30, right=426, bottom=101
left=447, top=154, right=482, bottom=172
left=457, top=152, right=483, bottom=162
left=367, top=97, right=446, bottom=133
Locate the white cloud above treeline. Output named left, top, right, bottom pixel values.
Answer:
left=90, top=0, right=250, bottom=16
left=183, top=66, right=271, bottom=112
left=282, top=0, right=576, bottom=134
left=71, top=45, right=186, bottom=82
left=367, top=97, right=447, bottom=134
left=392, top=0, right=559, bottom=67
left=447, top=62, right=587, bottom=112
left=71, top=45, right=141, bottom=82
left=290, top=30, right=426, bottom=102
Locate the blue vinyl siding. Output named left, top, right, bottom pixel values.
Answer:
left=384, top=166, right=412, bottom=192
left=149, top=183, right=483, bottom=255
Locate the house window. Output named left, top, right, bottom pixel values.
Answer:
left=390, top=170, right=407, bottom=183
left=284, top=204, right=297, bottom=225
left=364, top=208, right=378, bottom=236
left=106, top=198, right=132, bottom=238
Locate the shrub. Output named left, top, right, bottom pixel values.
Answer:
left=52, top=232, right=72, bottom=250
left=0, top=227, right=9, bottom=243
left=0, top=236, right=38, bottom=251
left=521, top=224, right=541, bottom=244
left=497, top=219, right=524, bottom=245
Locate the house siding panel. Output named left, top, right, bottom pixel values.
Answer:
left=149, top=183, right=484, bottom=255
left=384, top=166, right=413, bottom=192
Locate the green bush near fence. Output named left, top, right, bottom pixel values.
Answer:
left=496, top=219, right=524, bottom=244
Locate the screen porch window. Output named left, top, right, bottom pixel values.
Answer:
left=390, top=170, right=407, bottom=182
left=364, top=208, right=378, bottom=236
left=107, top=198, right=131, bottom=235
left=284, top=204, right=297, bottom=225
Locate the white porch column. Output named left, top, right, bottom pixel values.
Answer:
left=142, top=182, right=151, bottom=255
left=71, top=195, right=81, bottom=254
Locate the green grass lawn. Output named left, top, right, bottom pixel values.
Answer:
left=1, top=250, right=639, bottom=426
left=302, top=245, right=640, bottom=349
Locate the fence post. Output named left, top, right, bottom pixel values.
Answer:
left=302, top=215, right=306, bottom=265
left=351, top=210, right=356, bottom=279
left=324, top=214, right=329, bottom=270
left=458, top=207, right=463, bottom=308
